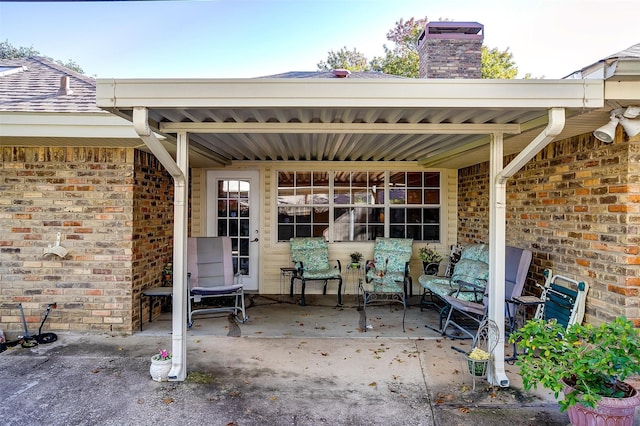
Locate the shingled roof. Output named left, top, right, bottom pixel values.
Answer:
left=0, top=56, right=102, bottom=113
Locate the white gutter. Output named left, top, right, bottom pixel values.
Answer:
left=133, top=107, right=188, bottom=382
left=488, top=108, right=565, bottom=388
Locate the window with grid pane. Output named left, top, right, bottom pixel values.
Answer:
left=276, top=170, right=440, bottom=242
left=277, top=171, right=329, bottom=241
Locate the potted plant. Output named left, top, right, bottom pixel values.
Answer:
left=150, top=349, right=172, bottom=382
left=418, top=245, right=442, bottom=275
left=162, top=261, right=173, bottom=286
left=349, top=251, right=363, bottom=268
left=509, top=316, right=640, bottom=425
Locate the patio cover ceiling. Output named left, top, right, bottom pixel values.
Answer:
left=95, top=78, right=618, bottom=169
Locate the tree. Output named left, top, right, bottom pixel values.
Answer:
left=0, top=40, right=85, bottom=74
left=317, top=46, right=370, bottom=72
left=481, top=46, right=518, bottom=79
left=369, top=17, right=427, bottom=78
left=318, top=18, right=522, bottom=79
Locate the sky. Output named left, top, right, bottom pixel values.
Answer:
left=0, top=0, right=638, bottom=80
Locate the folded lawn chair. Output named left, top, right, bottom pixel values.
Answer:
left=533, top=270, right=589, bottom=328
left=187, top=236, right=248, bottom=328
left=289, top=237, right=342, bottom=306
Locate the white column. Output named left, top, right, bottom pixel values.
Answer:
left=487, top=132, right=509, bottom=387
left=169, top=131, right=189, bottom=381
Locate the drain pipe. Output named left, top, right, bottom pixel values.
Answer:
left=488, top=107, right=565, bottom=388
left=133, top=107, right=188, bottom=382
left=497, top=108, right=565, bottom=184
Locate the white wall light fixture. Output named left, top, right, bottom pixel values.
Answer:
left=593, top=106, right=640, bottom=143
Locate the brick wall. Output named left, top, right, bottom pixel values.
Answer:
left=0, top=147, right=173, bottom=334
left=457, top=131, right=640, bottom=326
left=132, top=151, right=174, bottom=330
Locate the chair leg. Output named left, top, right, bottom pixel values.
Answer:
left=441, top=307, right=477, bottom=340
left=290, top=276, right=295, bottom=297
left=235, top=289, right=248, bottom=323
left=187, top=293, right=194, bottom=328
left=300, top=280, right=306, bottom=306
left=337, top=278, right=343, bottom=305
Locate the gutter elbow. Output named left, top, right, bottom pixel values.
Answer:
left=133, top=107, right=152, bottom=137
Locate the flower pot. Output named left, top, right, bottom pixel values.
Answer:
left=422, top=261, right=439, bottom=276
left=563, top=381, right=640, bottom=426
left=466, top=356, right=489, bottom=377
left=149, top=356, right=172, bottom=382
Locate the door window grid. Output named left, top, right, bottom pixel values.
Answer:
left=217, top=179, right=251, bottom=274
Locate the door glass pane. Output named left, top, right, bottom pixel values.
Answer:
left=218, top=179, right=251, bottom=275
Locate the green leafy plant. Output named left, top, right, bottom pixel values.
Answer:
left=508, top=316, right=640, bottom=411
left=349, top=251, right=363, bottom=264
left=418, top=245, right=442, bottom=265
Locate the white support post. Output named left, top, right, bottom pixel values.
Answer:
left=132, top=107, right=188, bottom=381
left=169, top=131, right=189, bottom=381
left=487, top=132, right=509, bottom=387
left=488, top=108, right=565, bottom=388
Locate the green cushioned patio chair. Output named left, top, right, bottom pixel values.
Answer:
left=289, top=237, right=343, bottom=306
left=359, top=237, right=413, bottom=332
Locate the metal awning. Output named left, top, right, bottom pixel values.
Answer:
left=96, top=78, right=611, bottom=169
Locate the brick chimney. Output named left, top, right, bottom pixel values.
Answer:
left=417, top=21, right=484, bottom=79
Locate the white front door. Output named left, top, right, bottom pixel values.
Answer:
left=207, top=171, right=260, bottom=291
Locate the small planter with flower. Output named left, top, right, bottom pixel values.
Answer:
left=466, top=347, right=491, bottom=377
left=418, top=245, right=442, bottom=276
left=150, top=349, right=172, bottom=382
left=349, top=251, right=363, bottom=269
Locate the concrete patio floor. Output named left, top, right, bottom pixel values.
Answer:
left=0, top=295, right=597, bottom=425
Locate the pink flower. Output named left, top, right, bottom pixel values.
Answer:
left=154, top=349, right=171, bottom=361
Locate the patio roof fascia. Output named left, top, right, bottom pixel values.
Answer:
left=96, top=78, right=604, bottom=110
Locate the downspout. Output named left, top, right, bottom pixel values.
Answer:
left=133, top=107, right=188, bottom=382
left=488, top=107, right=565, bottom=388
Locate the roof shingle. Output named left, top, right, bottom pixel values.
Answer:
left=0, top=56, right=102, bottom=113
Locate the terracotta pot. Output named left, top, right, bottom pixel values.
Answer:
left=563, top=381, right=640, bottom=426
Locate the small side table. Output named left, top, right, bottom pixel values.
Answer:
left=140, top=286, right=173, bottom=331
left=345, top=264, right=364, bottom=301
left=506, top=295, right=545, bottom=361
left=280, top=267, right=297, bottom=301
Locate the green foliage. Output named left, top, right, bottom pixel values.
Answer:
left=509, top=317, right=640, bottom=411
left=369, top=45, right=419, bottom=78
left=317, top=46, right=370, bottom=72
left=0, top=39, right=84, bottom=74
left=481, top=46, right=518, bottom=79
left=418, top=245, right=442, bottom=264
left=0, top=39, right=39, bottom=59
left=349, top=251, right=363, bottom=263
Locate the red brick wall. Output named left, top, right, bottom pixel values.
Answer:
left=0, top=147, right=173, bottom=334
left=457, top=132, right=640, bottom=325
left=132, top=150, right=174, bottom=330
